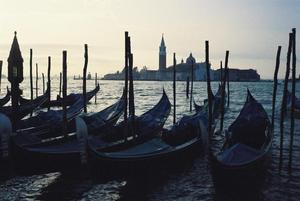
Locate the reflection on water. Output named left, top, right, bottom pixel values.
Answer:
left=0, top=79, right=299, bottom=201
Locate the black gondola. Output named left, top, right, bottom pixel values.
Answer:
left=98, top=90, right=171, bottom=146
left=16, top=84, right=99, bottom=132
left=87, top=109, right=208, bottom=176
left=0, top=88, right=49, bottom=121
left=0, top=113, right=13, bottom=179
left=86, top=86, right=226, bottom=176
left=14, top=90, right=126, bottom=146
left=0, top=88, right=11, bottom=107
left=11, top=91, right=170, bottom=175
left=19, top=84, right=100, bottom=108
left=194, top=85, right=223, bottom=119
left=16, top=94, right=84, bottom=131
left=210, top=89, right=272, bottom=187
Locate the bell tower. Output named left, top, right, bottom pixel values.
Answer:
left=159, top=34, right=166, bottom=71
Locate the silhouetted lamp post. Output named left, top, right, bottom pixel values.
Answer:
left=7, top=31, right=24, bottom=129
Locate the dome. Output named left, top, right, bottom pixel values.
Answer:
left=186, top=53, right=196, bottom=65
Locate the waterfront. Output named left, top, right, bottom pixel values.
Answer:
left=0, top=79, right=299, bottom=201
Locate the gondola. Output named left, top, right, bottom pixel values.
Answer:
left=86, top=87, right=226, bottom=176
left=19, top=84, right=100, bottom=108
left=18, top=96, right=84, bottom=132
left=210, top=89, right=272, bottom=186
left=0, top=88, right=49, bottom=121
left=194, top=85, right=223, bottom=119
left=98, top=90, right=171, bottom=145
left=11, top=90, right=169, bottom=175
left=17, top=89, right=126, bottom=140
left=0, top=113, right=13, bottom=179
left=87, top=108, right=208, bottom=175
left=0, top=88, right=11, bottom=107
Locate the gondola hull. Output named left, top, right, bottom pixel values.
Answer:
left=88, top=112, right=209, bottom=178
left=12, top=140, right=82, bottom=175
left=210, top=90, right=273, bottom=199
left=0, top=89, right=49, bottom=121
left=11, top=91, right=170, bottom=175
left=210, top=151, right=271, bottom=201
left=19, top=84, right=99, bottom=108
left=210, top=148, right=270, bottom=184
left=89, top=137, right=203, bottom=178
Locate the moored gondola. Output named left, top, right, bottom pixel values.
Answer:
left=87, top=110, right=208, bottom=176
left=14, top=90, right=126, bottom=145
left=210, top=89, right=272, bottom=187
left=10, top=90, right=170, bottom=175
left=194, top=85, right=224, bottom=119
left=19, top=84, right=100, bottom=108
left=100, top=90, right=171, bottom=145
left=16, top=94, right=84, bottom=131
left=0, top=113, right=13, bottom=179
left=17, top=89, right=126, bottom=141
left=0, top=88, right=49, bottom=121
left=86, top=87, right=223, bottom=176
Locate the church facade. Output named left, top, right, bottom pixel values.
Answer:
left=156, top=34, right=213, bottom=81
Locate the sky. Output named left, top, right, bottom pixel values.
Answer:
left=0, top=0, right=299, bottom=79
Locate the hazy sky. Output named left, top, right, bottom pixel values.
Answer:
left=0, top=0, right=299, bottom=78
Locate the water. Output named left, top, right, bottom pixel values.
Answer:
left=0, top=79, right=300, bottom=201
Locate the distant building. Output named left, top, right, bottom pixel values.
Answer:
left=139, top=68, right=159, bottom=80
left=102, top=35, right=260, bottom=82
left=87, top=72, right=92, bottom=80
left=159, top=34, right=166, bottom=71
left=160, top=53, right=213, bottom=81
left=103, top=66, right=140, bottom=80
left=214, top=68, right=260, bottom=81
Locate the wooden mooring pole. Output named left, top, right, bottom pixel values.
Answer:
left=227, top=63, right=230, bottom=107
left=127, top=35, right=135, bottom=138
left=173, top=53, right=176, bottom=125
left=289, top=28, right=297, bottom=169
left=0, top=61, right=2, bottom=93
left=190, top=60, right=194, bottom=112
left=271, top=46, right=281, bottom=130
left=36, top=63, right=38, bottom=98
left=95, top=73, right=97, bottom=104
left=205, top=41, right=213, bottom=136
left=83, top=44, right=88, bottom=113
left=30, top=49, right=33, bottom=101
left=124, top=31, right=129, bottom=141
left=128, top=52, right=135, bottom=138
left=220, top=51, right=229, bottom=133
left=220, top=61, right=223, bottom=83
left=62, top=51, right=68, bottom=138
left=186, top=76, right=190, bottom=98
left=59, top=72, right=62, bottom=98
left=42, top=73, right=45, bottom=94
left=280, top=32, right=293, bottom=164
left=47, top=56, right=51, bottom=111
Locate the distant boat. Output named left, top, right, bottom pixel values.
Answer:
left=74, top=72, right=98, bottom=80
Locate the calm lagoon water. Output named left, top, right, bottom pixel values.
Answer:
left=0, top=79, right=299, bottom=201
